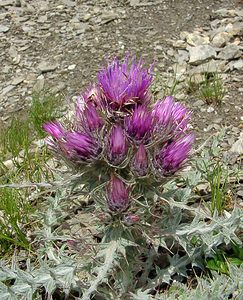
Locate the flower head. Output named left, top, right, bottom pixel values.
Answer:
left=43, top=121, right=65, bottom=139
left=125, top=105, right=154, bottom=142
left=106, top=174, right=130, bottom=212
left=64, top=131, right=99, bottom=161
left=131, top=144, right=149, bottom=176
left=76, top=102, right=104, bottom=132
left=152, top=96, right=191, bottom=133
left=98, top=56, right=153, bottom=110
left=107, top=125, right=128, bottom=165
left=156, top=133, right=194, bottom=174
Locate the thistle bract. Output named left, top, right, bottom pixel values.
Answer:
left=106, top=174, right=130, bottom=212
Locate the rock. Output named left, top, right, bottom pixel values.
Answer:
left=0, top=25, right=10, bottom=33
left=186, top=31, right=210, bottom=46
left=0, top=0, right=14, bottom=6
left=33, top=78, right=45, bottom=92
left=8, top=45, right=21, bottom=64
left=11, top=76, right=25, bottom=86
left=1, top=85, right=15, bottom=95
left=217, top=44, right=241, bottom=60
left=68, top=64, right=76, bottom=70
left=211, top=32, right=230, bottom=48
left=229, top=132, right=243, bottom=155
left=207, top=107, right=215, bottom=113
left=193, top=100, right=205, bottom=107
left=213, top=9, right=239, bottom=18
left=237, top=190, right=243, bottom=198
left=226, top=60, right=243, bottom=71
left=172, top=39, right=187, bottom=49
left=225, top=22, right=243, bottom=36
left=50, top=82, right=66, bottom=94
left=37, top=61, right=58, bottom=73
left=190, top=59, right=226, bottom=74
left=188, top=45, right=216, bottom=65
left=177, top=49, right=189, bottom=63
left=62, top=0, right=76, bottom=7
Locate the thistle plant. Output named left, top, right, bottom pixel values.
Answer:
left=38, top=56, right=242, bottom=299
left=43, top=56, right=194, bottom=215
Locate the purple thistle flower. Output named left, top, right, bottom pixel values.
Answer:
left=131, top=144, right=149, bottom=176
left=64, top=131, right=99, bottom=161
left=125, top=105, right=154, bottom=142
left=76, top=102, right=104, bottom=132
left=156, top=133, right=194, bottom=174
left=107, top=125, right=128, bottom=165
left=106, top=174, right=130, bottom=212
left=152, top=96, right=191, bottom=133
left=98, top=56, right=153, bottom=109
left=152, top=96, right=174, bottom=127
left=80, top=85, right=101, bottom=106
left=43, top=121, right=65, bottom=139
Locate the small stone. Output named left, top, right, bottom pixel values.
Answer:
left=11, top=76, right=25, bottom=86
left=177, top=49, right=189, bottom=63
left=229, top=132, right=243, bottom=155
left=193, top=100, right=205, bottom=107
left=190, top=60, right=226, bottom=74
left=237, top=190, right=243, bottom=198
left=0, top=0, right=14, bottom=6
left=211, top=32, right=230, bottom=48
left=0, top=25, right=9, bottom=33
left=68, top=64, right=76, bottom=70
left=207, top=107, right=214, bottom=113
left=1, top=85, right=15, bottom=95
left=37, top=61, right=58, bottom=73
left=217, top=44, right=241, bottom=60
left=225, top=22, right=243, bottom=37
left=33, top=78, right=45, bottom=92
left=188, top=45, right=216, bottom=65
left=226, top=60, right=243, bottom=72
left=172, top=39, right=187, bottom=49
left=186, top=31, right=210, bottom=46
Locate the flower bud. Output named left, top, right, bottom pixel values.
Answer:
left=106, top=174, right=130, bottom=213
left=82, top=103, right=103, bottom=132
left=123, top=213, right=140, bottom=226
left=152, top=96, right=191, bottom=133
left=132, top=144, right=148, bottom=176
left=125, top=105, right=153, bottom=142
left=107, top=126, right=128, bottom=165
left=65, top=131, right=99, bottom=161
left=156, top=133, right=194, bottom=174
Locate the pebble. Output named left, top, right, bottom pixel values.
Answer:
left=37, top=61, right=58, bottom=73
left=0, top=25, right=10, bottom=33
left=188, top=45, right=216, bottom=65
left=68, top=64, right=76, bottom=70
left=207, top=107, right=215, bottom=113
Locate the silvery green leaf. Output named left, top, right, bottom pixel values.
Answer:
left=130, top=288, right=151, bottom=300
